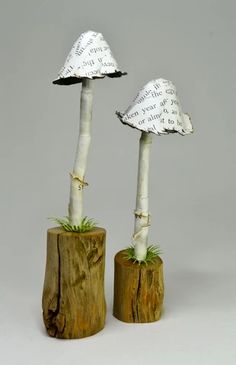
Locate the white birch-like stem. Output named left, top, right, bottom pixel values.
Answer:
left=133, top=131, right=152, bottom=261
left=69, top=79, right=93, bottom=226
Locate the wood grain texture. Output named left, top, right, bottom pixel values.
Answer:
left=113, top=250, right=164, bottom=323
left=42, top=227, right=106, bottom=339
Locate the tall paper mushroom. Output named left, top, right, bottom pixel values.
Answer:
left=53, top=30, right=126, bottom=227
left=113, top=78, right=193, bottom=323
left=42, top=31, right=126, bottom=339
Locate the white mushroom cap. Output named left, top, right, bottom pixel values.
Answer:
left=53, top=30, right=126, bottom=85
left=116, top=78, right=193, bottom=135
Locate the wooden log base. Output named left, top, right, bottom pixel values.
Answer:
left=42, top=227, right=106, bottom=339
left=113, top=250, right=164, bottom=323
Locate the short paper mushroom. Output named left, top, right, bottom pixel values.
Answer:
left=53, top=30, right=126, bottom=229
left=116, top=78, right=193, bottom=262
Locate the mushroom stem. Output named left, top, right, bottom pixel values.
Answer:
left=69, top=79, right=93, bottom=226
left=133, top=131, right=152, bottom=261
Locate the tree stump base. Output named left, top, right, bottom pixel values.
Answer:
left=42, top=227, right=106, bottom=339
left=113, top=250, right=164, bottom=323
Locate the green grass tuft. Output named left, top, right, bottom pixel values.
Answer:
left=49, top=216, right=97, bottom=233
left=124, top=244, right=162, bottom=265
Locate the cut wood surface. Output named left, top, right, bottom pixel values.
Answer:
left=113, top=250, right=164, bottom=323
left=42, top=227, right=106, bottom=339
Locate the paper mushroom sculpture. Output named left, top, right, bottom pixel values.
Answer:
left=53, top=30, right=126, bottom=227
left=117, top=78, right=193, bottom=261
left=113, top=78, right=193, bottom=323
left=42, top=31, right=126, bottom=339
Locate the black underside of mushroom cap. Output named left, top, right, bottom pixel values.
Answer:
left=53, top=71, right=127, bottom=85
left=120, top=119, right=183, bottom=135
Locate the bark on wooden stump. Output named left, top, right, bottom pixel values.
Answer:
left=42, top=227, right=106, bottom=339
left=113, top=250, right=164, bottom=323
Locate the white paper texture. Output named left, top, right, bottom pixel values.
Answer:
left=53, top=30, right=125, bottom=84
left=117, top=78, right=193, bottom=135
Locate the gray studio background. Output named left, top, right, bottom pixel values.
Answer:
left=0, top=0, right=235, bottom=364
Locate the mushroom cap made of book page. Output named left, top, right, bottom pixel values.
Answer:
left=53, top=30, right=127, bottom=85
left=116, top=78, right=193, bottom=135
